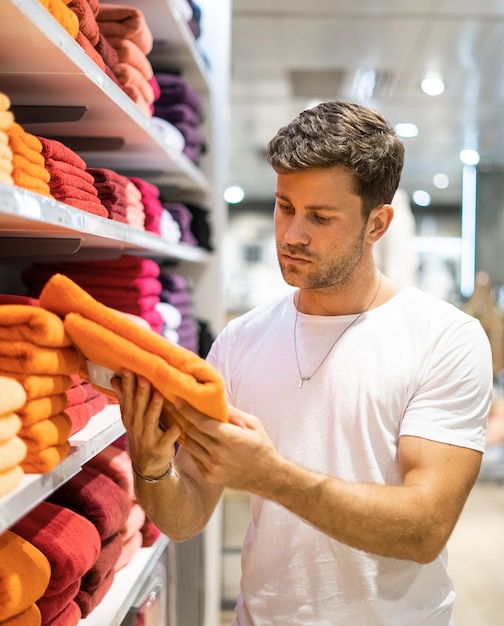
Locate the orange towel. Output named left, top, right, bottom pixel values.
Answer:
left=0, top=413, right=21, bottom=442
left=0, top=305, right=72, bottom=347
left=11, top=171, right=52, bottom=197
left=21, top=442, right=70, bottom=473
left=19, top=414, right=72, bottom=451
left=12, top=154, right=50, bottom=183
left=39, top=273, right=228, bottom=421
left=0, top=603, right=41, bottom=625
left=6, top=123, right=44, bottom=160
left=0, top=373, right=73, bottom=401
left=38, top=0, right=80, bottom=39
left=0, top=341, right=80, bottom=375
left=107, top=36, right=153, bottom=79
left=0, top=436, right=26, bottom=472
left=0, top=110, right=14, bottom=132
left=18, top=394, right=68, bottom=427
left=0, top=465, right=24, bottom=499
left=0, top=376, right=26, bottom=415
left=0, top=530, right=51, bottom=621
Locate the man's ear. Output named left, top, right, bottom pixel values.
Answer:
left=366, top=204, right=394, bottom=243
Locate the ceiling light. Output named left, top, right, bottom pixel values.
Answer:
left=412, top=190, right=431, bottom=207
left=394, top=123, right=418, bottom=138
left=421, top=77, right=445, bottom=96
left=433, top=173, right=449, bottom=189
left=224, top=185, right=245, bottom=204
left=459, top=149, right=480, bottom=165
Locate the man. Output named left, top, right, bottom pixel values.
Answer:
left=113, top=101, right=493, bottom=625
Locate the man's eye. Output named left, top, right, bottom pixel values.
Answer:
left=314, top=214, right=331, bottom=224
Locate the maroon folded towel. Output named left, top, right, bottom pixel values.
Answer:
left=10, top=500, right=101, bottom=596
left=85, top=444, right=134, bottom=496
left=48, top=464, right=133, bottom=540
left=36, top=579, right=80, bottom=625
left=43, top=600, right=81, bottom=626
left=75, top=567, right=114, bottom=617
left=80, top=532, right=123, bottom=593
left=37, top=136, right=87, bottom=170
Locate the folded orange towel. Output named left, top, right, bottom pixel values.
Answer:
left=0, top=530, right=51, bottom=621
left=0, top=376, right=27, bottom=415
left=0, top=341, right=80, bottom=375
left=0, top=373, right=73, bottom=401
left=21, top=442, right=70, bottom=473
left=0, top=465, right=24, bottom=499
left=6, top=123, right=43, bottom=159
left=11, top=170, right=53, bottom=197
left=107, top=36, right=153, bottom=79
left=0, top=110, right=14, bottom=132
left=38, top=0, right=80, bottom=38
left=18, top=394, right=68, bottom=427
left=0, top=436, right=26, bottom=472
left=0, top=413, right=21, bottom=442
left=0, top=603, right=41, bottom=625
left=12, top=153, right=51, bottom=182
left=39, top=274, right=228, bottom=421
left=0, top=305, right=72, bottom=347
left=19, top=414, right=72, bottom=451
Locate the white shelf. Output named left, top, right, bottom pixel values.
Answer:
left=0, top=184, right=209, bottom=262
left=80, top=536, right=170, bottom=626
left=0, top=0, right=209, bottom=194
left=0, top=405, right=125, bottom=533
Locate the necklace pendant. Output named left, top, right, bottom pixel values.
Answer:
left=298, top=376, right=309, bottom=388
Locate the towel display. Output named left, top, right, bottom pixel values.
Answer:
left=0, top=530, right=51, bottom=622
left=38, top=0, right=80, bottom=39
left=96, top=4, right=153, bottom=55
left=10, top=501, right=101, bottom=598
left=39, top=273, right=228, bottom=423
left=6, top=123, right=52, bottom=197
left=36, top=137, right=108, bottom=218
left=0, top=377, right=26, bottom=497
left=22, top=256, right=164, bottom=334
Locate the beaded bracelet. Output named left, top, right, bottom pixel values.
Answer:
left=132, top=461, right=175, bottom=484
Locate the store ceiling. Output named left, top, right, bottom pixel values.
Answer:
left=228, top=0, right=504, bottom=208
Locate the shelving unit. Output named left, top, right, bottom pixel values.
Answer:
left=0, top=1, right=231, bottom=624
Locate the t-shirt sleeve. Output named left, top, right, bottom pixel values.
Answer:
left=399, top=318, right=493, bottom=452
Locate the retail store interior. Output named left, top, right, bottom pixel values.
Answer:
left=0, top=1, right=503, bottom=625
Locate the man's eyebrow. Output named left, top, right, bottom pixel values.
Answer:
left=275, top=193, right=341, bottom=212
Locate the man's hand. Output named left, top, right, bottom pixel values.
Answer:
left=111, top=370, right=181, bottom=480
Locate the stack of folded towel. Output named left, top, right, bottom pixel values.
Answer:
left=0, top=93, right=14, bottom=186
left=64, top=374, right=108, bottom=436
left=163, top=201, right=198, bottom=246
left=37, top=136, right=108, bottom=218
left=87, top=167, right=132, bottom=224
left=96, top=4, right=155, bottom=117
left=0, top=529, right=51, bottom=626
left=22, top=255, right=165, bottom=334
left=153, top=73, right=205, bottom=164
left=68, top=0, right=107, bottom=73
left=86, top=444, right=145, bottom=570
left=0, top=377, right=27, bottom=498
left=7, top=122, right=53, bottom=198
left=0, top=303, right=80, bottom=473
left=48, top=464, right=133, bottom=617
left=129, top=177, right=164, bottom=235
left=10, top=500, right=102, bottom=626
left=158, top=269, right=199, bottom=353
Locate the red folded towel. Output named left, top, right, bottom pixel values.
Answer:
left=114, top=528, right=142, bottom=571
left=80, top=531, right=122, bottom=593
left=85, top=444, right=134, bottom=496
left=36, top=137, right=87, bottom=170
left=36, top=579, right=80, bottom=625
left=48, top=464, right=133, bottom=540
left=74, top=567, right=114, bottom=617
left=69, top=0, right=100, bottom=45
left=65, top=392, right=108, bottom=435
left=0, top=530, right=51, bottom=621
left=10, top=501, right=101, bottom=596
left=43, top=600, right=81, bottom=626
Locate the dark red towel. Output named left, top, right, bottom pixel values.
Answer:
left=10, top=501, right=101, bottom=596
left=65, top=392, right=108, bottom=435
left=48, top=464, right=133, bottom=540
left=37, top=137, right=87, bottom=170
left=43, top=600, right=81, bottom=626
left=80, top=532, right=123, bottom=592
left=36, top=579, right=80, bottom=625
left=75, top=567, right=115, bottom=617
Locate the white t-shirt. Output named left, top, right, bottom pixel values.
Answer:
left=207, top=286, right=493, bottom=626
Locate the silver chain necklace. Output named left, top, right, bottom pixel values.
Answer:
left=294, top=272, right=382, bottom=388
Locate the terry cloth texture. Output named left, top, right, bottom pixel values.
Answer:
left=0, top=530, right=51, bottom=621
left=6, top=123, right=52, bottom=197
left=39, top=273, right=228, bottom=423
left=0, top=603, right=42, bottom=625
left=10, top=501, right=101, bottom=597
left=38, top=0, right=80, bottom=39
left=0, top=376, right=27, bottom=496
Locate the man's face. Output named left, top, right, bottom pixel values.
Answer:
left=274, top=166, right=368, bottom=290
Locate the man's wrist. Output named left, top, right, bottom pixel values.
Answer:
left=132, top=460, right=177, bottom=483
